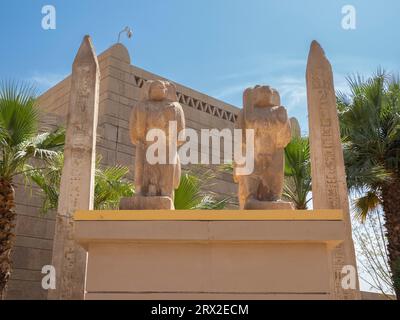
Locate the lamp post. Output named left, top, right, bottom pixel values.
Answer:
left=117, top=26, right=133, bottom=43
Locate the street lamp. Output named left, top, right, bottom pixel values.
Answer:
left=117, top=26, right=133, bottom=43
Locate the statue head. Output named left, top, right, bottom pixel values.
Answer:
left=253, top=85, right=280, bottom=108
left=140, top=80, right=178, bottom=102
left=243, top=85, right=281, bottom=111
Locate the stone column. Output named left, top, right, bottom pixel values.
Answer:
left=48, top=35, right=100, bottom=300
left=306, top=40, right=360, bottom=299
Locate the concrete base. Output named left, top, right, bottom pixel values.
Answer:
left=74, top=210, right=352, bottom=300
left=120, top=196, right=174, bottom=210
left=244, top=199, right=294, bottom=210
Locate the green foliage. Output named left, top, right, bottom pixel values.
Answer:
left=29, top=157, right=226, bottom=212
left=94, top=161, right=135, bottom=210
left=27, top=153, right=63, bottom=214
left=174, top=168, right=229, bottom=210
left=337, top=69, right=400, bottom=220
left=27, top=154, right=134, bottom=213
left=283, top=136, right=312, bottom=210
left=0, top=81, right=64, bottom=180
left=353, top=191, right=381, bottom=222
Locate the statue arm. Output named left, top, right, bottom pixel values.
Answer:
left=129, top=105, right=142, bottom=145
left=173, top=104, right=185, bottom=189
left=276, top=107, right=292, bottom=148
left=176, top=104, right=186, bottom=146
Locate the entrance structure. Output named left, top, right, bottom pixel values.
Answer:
left=71, top=38, right=359, bottom=300
left=7, top=37, right=360, bottom=300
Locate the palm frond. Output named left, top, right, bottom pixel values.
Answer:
left=283, top=137, right=312, bottom=209
left=338, top=69, right=400, bottom=221
left=28, top=154, right=135, bottom=213
left=174, top=171, right=228, bottom=210
left=353, top=191, right=382, bottom=222
left=0, top=80, right=39, bottom=148
left=94, top=163, right=134, bottom=210
left=0, top=80, right=65, bottom=180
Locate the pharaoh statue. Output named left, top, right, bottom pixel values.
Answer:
left=120, top=80, right=185, bottom=210
left=234, top=85, right=293, bottom=210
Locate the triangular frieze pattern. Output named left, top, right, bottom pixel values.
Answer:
left=134, top=74, right=237, bottom=123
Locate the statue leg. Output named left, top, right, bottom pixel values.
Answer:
left=266, top=150, right=285, bottom=201
left=135, top=145, right=145, bottom=195
left=239, top=176, right=259, bottom=209
left=160, top=164, right=175, bottom=199
left=173, top=157, right=181, bottom=190
left=145, top=163, right=159, bottom=196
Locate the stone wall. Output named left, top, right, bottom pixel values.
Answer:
left=6, top=43, right=240, bottom=299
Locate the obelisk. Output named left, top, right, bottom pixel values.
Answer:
left=48, top=36, right=100, bottom=299
left=290, top=117, right=301, bottom=138
left=306, top=40, right=360, bottom=299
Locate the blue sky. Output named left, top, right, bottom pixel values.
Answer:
left=1, top=0, right=400, bottom=133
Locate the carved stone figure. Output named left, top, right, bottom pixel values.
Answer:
left=234, top=85, right=293, bottom=210
left=120, top=80, right=185, bottom=210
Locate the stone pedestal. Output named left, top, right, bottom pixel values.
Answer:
left=74, top=210, right=347, bottom=300
left=244, top=199, right=294, bottom=210
left=120, top=196, right=174, bottom=210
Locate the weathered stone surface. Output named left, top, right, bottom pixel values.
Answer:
left=48, top=35, right=100, bottom=300
left=121, top=80, right=185, bottom=209
left=290, top=117, right=301, bottom=138
left=306, top=40, right=360, bottom=299
left=234, top=85, right=293, bottom=210
left=6, top=279, right=47, bottom=300
left=245, top=199, right=294, bottom=210
left=12, top=246, right=52, bottom=270
left=120, top=196, right=173, bottom=210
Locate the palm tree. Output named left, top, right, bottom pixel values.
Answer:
left=337, top=70, right=400, bottom=299
left=283, top=137, right=312, bottom=210
left=0, top=81, right=64, bottom=299
left=27, top=154, right=135, bottom=213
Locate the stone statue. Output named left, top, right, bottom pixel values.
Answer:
left=234, top=85, right=293, bottom=210
left=120, top=80, right=185, bottom=210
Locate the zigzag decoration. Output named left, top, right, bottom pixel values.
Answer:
left=133, top=74, right=238, bottom=123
